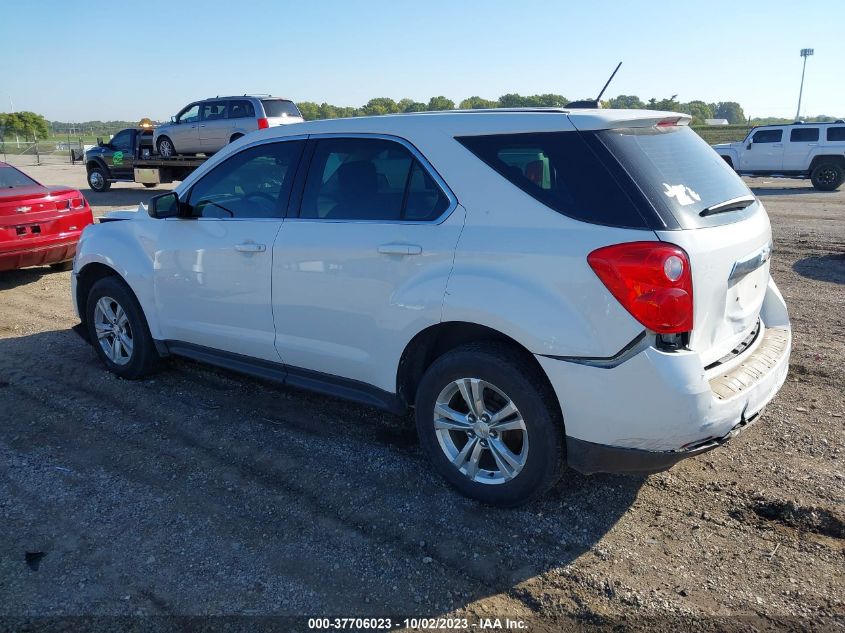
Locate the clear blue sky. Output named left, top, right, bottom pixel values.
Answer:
left=2, top=0, right=843, bottom=122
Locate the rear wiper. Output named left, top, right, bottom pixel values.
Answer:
left=699, top=196, right=756, bottom=217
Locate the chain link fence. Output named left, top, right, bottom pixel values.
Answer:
left=0, top=137, right=88, bottom=165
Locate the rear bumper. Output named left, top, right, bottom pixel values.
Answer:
left=538, top=278, right=791, bottom=474
left=0, top=238, right=79, bottom=272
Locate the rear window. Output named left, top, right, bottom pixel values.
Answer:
left=456, top=132, right=651, bottom=228
left=0, top=166, right=37, bottom=188
left=790, top=127, right=819, bottom=142
left=261, top=99, right=302, bottom=118
left=598, top=125, right=755, bottom=229
left=827, top=127, right=845, bottom=142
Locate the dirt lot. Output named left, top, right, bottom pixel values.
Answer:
left=1, top=157, right=843, bottom=630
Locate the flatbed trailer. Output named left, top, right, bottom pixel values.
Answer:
left=84, top=127, right=208, bottom=192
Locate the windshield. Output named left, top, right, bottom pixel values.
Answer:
left=0, top=166, right=38, bottom=188
left=599, top=125, right=756, bottom=229
left=261, top=99, right=301, bottom=118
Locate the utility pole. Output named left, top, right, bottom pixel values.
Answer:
left=796, top=48, right=814, bottom=121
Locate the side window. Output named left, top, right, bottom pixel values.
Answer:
left=752, top=129, right=783, bottom=143
left=790, top=127, right=819, bottom=142
left=229, top=100, right=255, bottom=119
left=827, top=127, right=845, bottom=142
left=177, top=104, right=200, bottom=124
left=111, top=130, right=132, bottom=152
left=186, top=141, right=305, bottom=219
left=200, top=101, right=228, bottom=121
left=299, top=137, right=450, bottom=221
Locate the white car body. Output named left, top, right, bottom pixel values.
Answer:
left=713, top=121, right=845, bottom=189
left=72, top=108, right=791, bottom=492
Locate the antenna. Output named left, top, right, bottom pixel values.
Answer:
left=565, top=61, right=623, bottom=109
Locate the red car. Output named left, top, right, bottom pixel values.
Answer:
left=0, top=161, right=94, bottom=272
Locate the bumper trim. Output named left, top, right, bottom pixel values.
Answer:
left=566, top=410, right=761, bottom=475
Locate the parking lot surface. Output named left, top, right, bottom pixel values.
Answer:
left=1, top=157, right=843, bottom=629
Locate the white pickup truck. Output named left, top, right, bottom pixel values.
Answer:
left=713, top=121, right=845, bottom=191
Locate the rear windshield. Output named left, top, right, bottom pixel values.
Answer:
left=261, top=99, right=302, bottom=118
left=0, top=166, right=37, bottom=188
left=598, top=125, right=755, bottom=229
left=457, top=132, right=652, bottom=228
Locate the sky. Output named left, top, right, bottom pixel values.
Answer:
left=2, top=0, right=843, bottom=122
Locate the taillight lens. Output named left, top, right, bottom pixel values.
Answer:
left=588, top=241, right=693, bottom=334
left=257, top=117, right=269, bottom=129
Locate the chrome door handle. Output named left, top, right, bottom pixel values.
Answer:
left=378, top=243, right=422, bottom=256
left=234, top=242, right=266, bottom=253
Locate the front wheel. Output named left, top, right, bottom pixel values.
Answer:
left=415, top=343, right=564, bottom=507
left=811, top=162, right=844, bottom=191
left=85, top=276, right=159, bottom=379
left=156, top=136, right=175, bottom=158
left=87, top=167, right=110, bottom=192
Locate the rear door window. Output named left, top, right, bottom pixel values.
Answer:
left=457, top=132, right=651, bottom=228
left=827, top=127, right=845, bottom=141
left=790, top=127, right=819, bottom=142
left=299, top=137, right=449, bottom=222
left=752, top=129, right=783, bottom=143
left=261, top=99, right=302, bottom=119
left=229, top=100, right=255, bottom=119
left=200, top=101, right=228, bottom=121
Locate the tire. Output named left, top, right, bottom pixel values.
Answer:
left=414, top=342, right=564, bottom=507
left=157, top=136, right=175, bottom=158
left=142, top=183, right=156, bottom=188
left=87, top=167, right=110, bottom=192
left=85, top=276, right=159, bottom=379
left=49, top=261, right=73, bottom=272
left=810, top=162, right=844, bottom=191
left=229, top=133, right=243, bottom=144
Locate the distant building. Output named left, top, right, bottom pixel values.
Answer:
left=705, top=118, right=730, bottom=126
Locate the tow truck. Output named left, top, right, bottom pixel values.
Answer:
left=84, top=120, right=208, bottom=192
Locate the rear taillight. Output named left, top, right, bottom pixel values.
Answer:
left=55, top=196, right=85, bottom=211
left=257, top=117, right=269, bottom=129
left=588, top=241, right=693, bottom=334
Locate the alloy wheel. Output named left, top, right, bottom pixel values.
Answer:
left=93, top=296, right=134, bottom=366
left=433, top=378, right=528, bottom=485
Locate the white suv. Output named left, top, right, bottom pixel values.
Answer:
left=713, top=121, right=845, bottom=190
left=72, top=109, right=791, bottom=506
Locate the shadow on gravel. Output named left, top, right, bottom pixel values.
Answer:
left=792, top=253, right=845, bottom=284
left=0, top=330, right=642, bottom=618
left=0, top=266, right=56, bottom=290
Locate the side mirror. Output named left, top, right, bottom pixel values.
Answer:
left=96, top=137, right=104, bottom=147
left=170, top=116, right=177, bottom=124
left=747, top=143, right=753, bottom=150
left=148, top=192, right=182, bottom=219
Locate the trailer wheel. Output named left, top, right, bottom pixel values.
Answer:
left=157, top=137, right=175, bottom=158
left=87, top=167, right=111, bottom=192
left=142, top=183, right=156, bottom=189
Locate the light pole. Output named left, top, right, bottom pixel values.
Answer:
left=796, top=48, right=814, bottom=121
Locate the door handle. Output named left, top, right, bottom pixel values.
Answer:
left=772, top=144, right=783, bottom=148
left=807, top=142, right=818, bottom=146
left=235, top=242, right=266, bottom=253
left=378, top=243, right=422, bottom=256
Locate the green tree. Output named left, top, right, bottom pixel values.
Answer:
left=497, top=93, right=527, bottom=108
left=402, top=101, right=428, bottom=113
left=318, top=103, right=339, bottom=119
left=714, top=101, right=746, bottom=124
left=427, top=96, right=455, bottom=111
left=1, top=111, right=50, bottom=140
left=526, top=94, right=568, bottom=107
left=361, top=97, right=400, bottom=116
left=608, top=95, right=645, bottom=109
left=296, top=102, right=320, bottom=121
left=682, top=100, right=714, bottom=124
left=459, top=96, right=498, bottom=109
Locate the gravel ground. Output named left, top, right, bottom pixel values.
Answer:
left=1, top=157, right=843, bottom=631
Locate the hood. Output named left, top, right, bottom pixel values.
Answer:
left=712, top=141, right=742, bottom=149
left=100, top=203, right=151, bottom=222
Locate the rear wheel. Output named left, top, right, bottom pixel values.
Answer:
left=142, top=183, right=156, bottom=188
left=810, top=162, right=844, bottom=191
left=415, top=343, right=564, bottom=507
left=87, top=167, right=110, bottom=192
left=230, top=133, right=243, bottom=144
left=85, top=276, right=159, bottom=379
left=156, top=136, right=175, bottom=158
